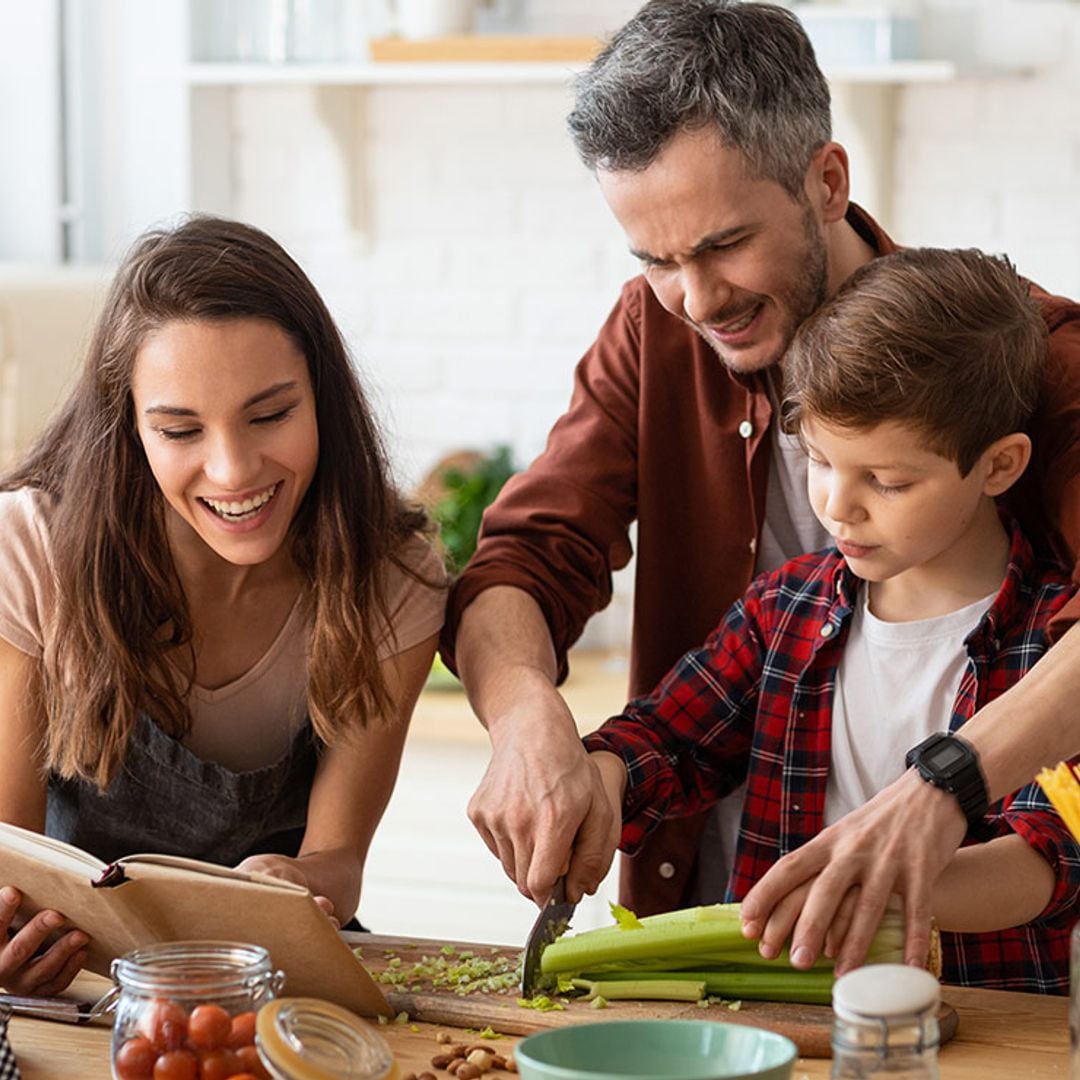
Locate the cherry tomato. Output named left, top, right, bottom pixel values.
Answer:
left=152, top=1048, right=199, bottom=1080
left=196, top=1047, right=240, bottom=1080
left=225, top=1011, right=257, bottom=1049
left=137, top=997, right=189, bottom=1052
left=234, top=1045, right=271, bottom=1079
left=114, top=1035, right=157, bottom=1080
left=187, top=1003, right=233, bottom=1051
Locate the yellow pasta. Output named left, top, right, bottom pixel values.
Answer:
left=1035, top=761, right=1080, bottom=842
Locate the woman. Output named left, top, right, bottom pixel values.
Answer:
left=0, top=216, right=445, bottom=994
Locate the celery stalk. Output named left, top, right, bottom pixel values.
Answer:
left=571, top=978, right=707, bottom=1002
left=537, top=902, right=914, bottom=1006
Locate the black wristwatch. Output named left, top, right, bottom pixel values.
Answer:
left=905, top=732, right=989, bottom=828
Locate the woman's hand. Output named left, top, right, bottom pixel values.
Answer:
left=233, top=855, right=340, bottom=927
left=0, top=886, right=89, bottom=995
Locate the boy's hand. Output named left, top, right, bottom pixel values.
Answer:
left=0, top=886, right=88, bottom=996
left=576, top=751, right=627, bottom=894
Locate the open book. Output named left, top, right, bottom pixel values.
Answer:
left=0, top=822, right=390, bottom=1017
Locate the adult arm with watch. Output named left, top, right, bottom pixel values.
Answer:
left=742, top=622, right=1080, bottom=973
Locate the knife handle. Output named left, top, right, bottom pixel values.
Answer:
left=0, top=993, right=87, bottom=1024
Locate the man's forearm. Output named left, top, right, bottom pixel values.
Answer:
left=454, top=586, right=562, bottom=734
left=960, top=621, right=1080, bottom=801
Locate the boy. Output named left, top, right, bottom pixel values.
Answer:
left=581, top=247, right=1080, bottom=993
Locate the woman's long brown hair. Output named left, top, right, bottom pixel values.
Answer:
left=2, top=216, right=429, bottom=789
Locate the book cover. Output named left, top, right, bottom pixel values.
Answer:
left=0, top=822, right=391, bottom=1017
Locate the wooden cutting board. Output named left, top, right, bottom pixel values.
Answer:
left=351, top=934, right=958, bottom=1059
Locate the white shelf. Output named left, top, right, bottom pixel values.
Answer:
left=825, top=59, right=957, bottom=83
left=185, top=57, right=958, bottom=88
left=186, top=61, right=585, bottom=86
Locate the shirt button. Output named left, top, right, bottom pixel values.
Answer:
left=658, top=861, right=676, bottom=879
left=820, top=623, right=834, bottom=638
left=738, top=420, right=754, bottom=439
left=792, top=804, right=801, bottom=812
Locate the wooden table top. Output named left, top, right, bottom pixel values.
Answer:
left=6, top=972, right=1069, bottom=1079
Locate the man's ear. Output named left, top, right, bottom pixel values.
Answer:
left=981, top=432, right=1032, bottom=497
left=804, top=141, right=850, bottom=226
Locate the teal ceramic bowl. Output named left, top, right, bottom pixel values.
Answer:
left=514, top=1020, right=797, bottom=1080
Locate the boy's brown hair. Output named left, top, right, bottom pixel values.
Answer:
left=782, top=247, right=1047, bottom=475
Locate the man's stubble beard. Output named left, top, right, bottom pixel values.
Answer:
left=692, top=201, right=830, bottom=375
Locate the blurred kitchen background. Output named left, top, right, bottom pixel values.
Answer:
left=1, top=0, right=1079, bottom=944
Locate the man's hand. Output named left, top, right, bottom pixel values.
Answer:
left=234, top=855, right=339, bottom=927
left=0, top=885, right=88, bottom=995
left=467, top=686, right=619, bottom=905
left=739, top=769, right=966, bottom=974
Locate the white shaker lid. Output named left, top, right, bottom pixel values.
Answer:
left=832, top=963, right=941, bottom=1023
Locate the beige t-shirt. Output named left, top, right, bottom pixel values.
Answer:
left=0, top=487, right=447, bottom=771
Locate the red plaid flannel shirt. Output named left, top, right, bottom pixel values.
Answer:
left=584, top=519, right=1080, bottom=993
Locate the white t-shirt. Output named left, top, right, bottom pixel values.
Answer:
left=825, top=586, right=996, bottom=825
left=0, top=487, right=447, bottom=771
left=757, top=417, right=830, bottom=575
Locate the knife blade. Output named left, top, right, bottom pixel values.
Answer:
left=520, top=876, right=576, bottom=996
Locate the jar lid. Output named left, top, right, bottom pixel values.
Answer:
left=832, top=964, right=940, bottom=1023
left=256, top=997, right=397, bottom=1080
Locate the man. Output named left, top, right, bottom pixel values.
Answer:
left=441, top=0, right=1080, bottom=974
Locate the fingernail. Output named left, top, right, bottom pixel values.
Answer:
left=791, top=946, right=812, bottom=968
left=43, top=910, right=64, bottom=928
left=0, top=886, right=17, bottom=905
left=71, top=932, right=89, bottom=947
left=758, top=942, right=778, bottom=960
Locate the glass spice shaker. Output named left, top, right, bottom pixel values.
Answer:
left=831, top=963, right=941, bottom=1079
left=111, top=940, right=284, bottom=1080
left=255, top=997, right=397, bottom=1080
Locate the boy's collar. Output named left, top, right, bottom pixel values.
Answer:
left=826, top=511, right=1038, bottom=645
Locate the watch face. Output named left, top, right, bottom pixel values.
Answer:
left=927, top=740, right=967, bottom=770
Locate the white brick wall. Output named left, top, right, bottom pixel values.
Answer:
left=894, top=2, right=1080, bottom=296
left=218, top=0, right=1080, bottom=654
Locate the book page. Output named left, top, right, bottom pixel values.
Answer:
left=0, top=822, right=105, bottom=876
left=122, top=853, right=306, bottom=891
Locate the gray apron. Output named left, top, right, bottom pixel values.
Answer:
left=46, top=713, right=319, bottom=866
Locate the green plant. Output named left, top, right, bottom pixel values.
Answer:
left=431, top=444, right=517, bottom=573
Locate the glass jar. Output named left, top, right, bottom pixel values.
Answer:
left=255, top=997, right=397, bottom=1080
left=831, top=963, right=940, bottom=1079
left=110, top=940, right=284, bottom=1080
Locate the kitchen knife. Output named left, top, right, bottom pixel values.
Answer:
left=0, top=986, right=116, bottom=1025
left=520, top=876, right=576, bottom=996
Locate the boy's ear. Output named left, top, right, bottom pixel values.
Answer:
left=981, top=432, right=1032, bottom=497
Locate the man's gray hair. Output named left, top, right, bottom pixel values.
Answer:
left=568, top=0, right=832, bottom=197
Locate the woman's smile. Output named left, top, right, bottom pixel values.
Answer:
left=198, top=481, right=283, bottom=526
